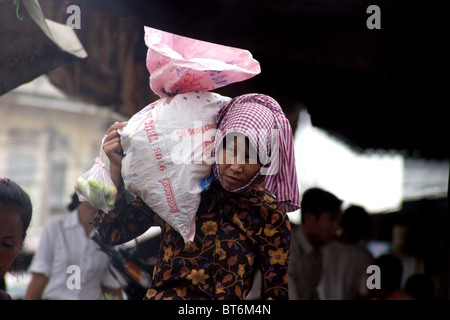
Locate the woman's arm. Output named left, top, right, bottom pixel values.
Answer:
left=24, top=273, right=49, bottom=300
left=92, top=121, right=162, bottom=246
left=92, top=192, right=160, bottom=246
left=258, top=206, right=291, bottom=300
left=102, top=121, right=127, bottom=190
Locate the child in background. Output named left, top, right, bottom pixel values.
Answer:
left=0, top=177, right=33, bottom=300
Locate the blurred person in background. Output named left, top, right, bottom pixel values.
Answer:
left=368, top=254, right=415, bottom=300
left=404, top=273, right=436, bottom=300
left=318, top=204, right=374, bottom=300
left=288, top=187, right=343, bottom=300
left=24, top=192, right=124, bottom=300
left=0, top=177, right=33, bottom=300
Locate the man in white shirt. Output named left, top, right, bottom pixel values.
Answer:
left=318, top=205, right=374, bottom=300
left=24, top=195, right=124, bottom=300
left=288, top=187, right=342, bottom=300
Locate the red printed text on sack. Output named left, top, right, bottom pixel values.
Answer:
left=144, top=112, right=159, bottom=143
left=160, top=177, right=179, bottom=213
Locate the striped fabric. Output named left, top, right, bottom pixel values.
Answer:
left=212, top=93, right=300, bottom=213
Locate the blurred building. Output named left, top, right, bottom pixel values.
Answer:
left=289, top=109, right=448, bottom=224
left=0, top=75, right=126, bottom=252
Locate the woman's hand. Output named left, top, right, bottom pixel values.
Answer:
left=103, top=121, right=128, bottom=188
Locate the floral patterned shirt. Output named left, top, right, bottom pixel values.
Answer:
left=92, top=181, right=291, bottom=300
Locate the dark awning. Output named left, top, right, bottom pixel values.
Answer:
left=1, top=0, right=448, bottom=159
left=0, top=0, right=87, bottom=96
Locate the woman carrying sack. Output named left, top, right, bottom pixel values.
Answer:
left=92, top=93, right=300, bottom=300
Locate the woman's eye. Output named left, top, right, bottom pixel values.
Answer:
left=247, top=154, right=258, bottom=164
left=1, top=242, right=14, bottom=249
left=223, top=149, right=235, bottom=164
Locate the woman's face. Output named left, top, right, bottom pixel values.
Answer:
left=0, top=205, right=24, bottom=278
left=218, top=134, right=262, bottom=191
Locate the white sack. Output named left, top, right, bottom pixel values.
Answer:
left=119, top=91, right=231, bottom=243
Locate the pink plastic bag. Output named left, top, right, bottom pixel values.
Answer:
left=144, top=26, right=261, bottom=98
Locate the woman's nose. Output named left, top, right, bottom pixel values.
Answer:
left=229, top=160, right=244, bottom=173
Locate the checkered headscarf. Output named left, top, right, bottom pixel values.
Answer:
left=212, top=93, right=300, bottom=213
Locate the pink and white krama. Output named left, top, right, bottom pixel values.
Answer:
left=213, top=94, right=301, bottom=213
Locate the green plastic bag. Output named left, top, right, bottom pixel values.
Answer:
left=75, top=136, right=117, bottom=212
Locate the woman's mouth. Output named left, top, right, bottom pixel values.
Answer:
left=223, top=174, right=241, bottom=187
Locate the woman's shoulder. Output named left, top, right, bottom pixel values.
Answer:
left=252, top=186, right=279, bottom=206
left=208, top=182, right=285, bottom=216
left=246, top=187, right=290, bottom=220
